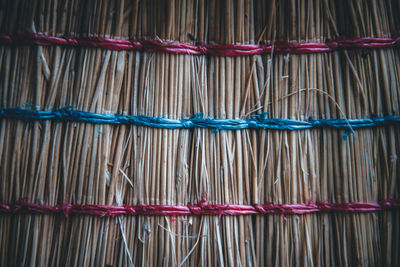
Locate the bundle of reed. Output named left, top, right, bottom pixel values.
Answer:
left=0, top=0, right=399, bottom=266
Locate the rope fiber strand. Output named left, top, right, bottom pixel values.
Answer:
left=1, top=199, right=399, bottom=217
left=1, top=107, right=400, bottom=131
left=0, top=32, right=399, bottom=55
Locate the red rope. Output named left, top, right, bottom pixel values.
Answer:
left=1, top=199, right=399, bottom=217
left=0, top=32, right=399, bottom=55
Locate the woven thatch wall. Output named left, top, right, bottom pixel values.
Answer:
left=0, top=0, right=399, bottom=266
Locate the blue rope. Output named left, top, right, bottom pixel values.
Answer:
left=1, top=107, right=400, bottom=131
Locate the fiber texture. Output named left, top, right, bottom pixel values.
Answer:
left=0, top=0, right=400, bottom=266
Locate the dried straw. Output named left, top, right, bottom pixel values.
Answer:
left=0, top=0, right=399, bottom=266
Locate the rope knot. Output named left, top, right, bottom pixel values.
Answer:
left=253, top=204, right=266, bottom=214
left=197, top=198, right=208, bottom=208
left=124, top=205, right=137, bottom=215
left=246, top=120, right=259, bottom=129
left=187, top=204, right=201, bottom=215
left=198, top=45, right=207, bottom=54
left=317, top=202, right=331, bottom=211
left=61, top=204, right=73, bottom=218
left=181, top=119, right=193, bottom=129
